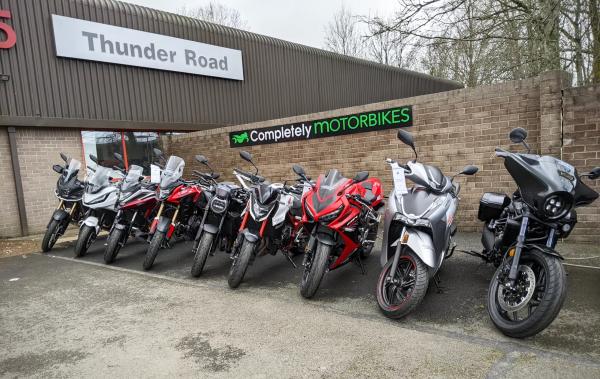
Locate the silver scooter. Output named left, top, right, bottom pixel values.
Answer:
left=376, top=130, right=478, bottom=318
left=74, top=153, right=124, bottom=258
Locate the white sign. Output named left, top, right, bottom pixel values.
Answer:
left=391, top=162, right=408, bottom=196
left=51, top=15, right=244, bottom=80
left=150, top=165, right=161, bottom=184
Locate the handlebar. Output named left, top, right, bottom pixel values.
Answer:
left=385, top=158, right=409, bottom=171
left=234, top=168, right=265, bottom=184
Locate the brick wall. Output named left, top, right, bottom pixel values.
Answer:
left=0, top=127, right=20, bottom=237
left=562, top=84, right=600, bottom=243
left=13, top=127, right=84, bottom=235
left=163, top=76, right=544, bottom=234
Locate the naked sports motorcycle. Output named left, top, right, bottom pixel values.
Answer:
left=296, top=165, right=384, bottom=299
left=227, top=151, right=306, bottom=289
left=476, top=127, right=599, bottom=338
left=103, top=164, right=158, bottom=264
left=41, top=153, right=85, bottom=252
left=190, top=155, right=248, bottom=277
left=74, top=154, right=123, bottom=257
left=377, top=129, right=478, bottom=318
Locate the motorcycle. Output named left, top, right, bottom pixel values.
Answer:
left=143, top=155, right=215, bottom=270
left=376, top=129, right=478, bottom=318
left=41, top=153, right=85, bottom=252
left=471, top=127, right=599, bottom=338
left=103, top=164, right=159, bottom=264
left=74, top=153, right=124, bottom=257
left=227, top=151, right=306, bottom=289
left=296, top=164, right=384, bottom=299
left=190, top=155, right=248, bottom=277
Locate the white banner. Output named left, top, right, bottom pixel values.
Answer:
left=51, top=15, right=244, bottom=80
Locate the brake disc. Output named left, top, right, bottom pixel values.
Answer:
left=497, top=265, right=536, bottom=312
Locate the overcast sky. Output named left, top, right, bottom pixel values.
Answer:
left=121, top=0, right=397, bottom=49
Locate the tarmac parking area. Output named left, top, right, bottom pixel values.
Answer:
left=1, top=233, right=599, bottom=378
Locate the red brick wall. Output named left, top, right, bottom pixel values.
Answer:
left=562, top=85, right=600, bottom=243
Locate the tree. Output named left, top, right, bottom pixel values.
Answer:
left=323, top=5, right=364, bottom=58
left=178, top=2, right=248, bottom=30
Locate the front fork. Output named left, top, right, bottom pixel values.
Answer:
left=508, top=214, right=529, bottom=283
left=388, top=227, right=406, bottom=280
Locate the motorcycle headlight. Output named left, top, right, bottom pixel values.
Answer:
left=251, top=200, right=271, bottom=220
left=543, top=194, right=571, bottom=220
left=394, top=213, right=431, bottom=228
left=320, top=205, right=344, bottom=223
left=210, top=197, right=228, bottom=214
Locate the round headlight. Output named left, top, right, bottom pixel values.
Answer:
left=210, top=197, right=227, bottom=214
left=543, top=194, right=571, bottom=219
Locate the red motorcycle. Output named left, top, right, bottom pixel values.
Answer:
left=294, top=166, right=384, bottom=298
left=143, top=155, right=216, bottom=270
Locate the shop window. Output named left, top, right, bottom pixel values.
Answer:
left=81, top=131, right=163, bottom=175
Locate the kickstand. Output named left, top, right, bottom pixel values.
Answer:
left=433, top=274, right=445, bottom=294
left=283, top=252, right=297, bottom=268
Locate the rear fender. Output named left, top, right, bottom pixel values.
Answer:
left=391, top=228, right=438, bottom=269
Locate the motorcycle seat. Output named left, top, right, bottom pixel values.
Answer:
left=361, top=182, right=377, bottom=204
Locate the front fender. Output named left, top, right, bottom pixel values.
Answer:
left=241, top=229, right=260, bottom=243
left=203, top=223, right=219, bottom=235
left=114, top=223, right=128, bottom=231
left=391, top=228, right=438, bottom=269
left=48, top=209, right=69, bottom=227
left=316, top=232, right=336, bottom=246
left=82, top=216, right=100, bottom=234
left=524, top=244, right=564, bottom=260
left=156, top=216, right=172, bottom=234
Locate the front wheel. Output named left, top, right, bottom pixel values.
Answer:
left=300, top=242, right=331, bottom=299
left=104, top=227, right=126, bottom=264
left=191, top=232, right=214, bottom=277
left=42, top=219, right=63, bottom=252
left=228, top=238, right=255, bottom=288
left=376, top=249, right=429, bottom=319
left=74, top=225, right=96, bottom=258
left=487, top=249, right=566, bottom=338
left=143, top=231, right=165, bottom=270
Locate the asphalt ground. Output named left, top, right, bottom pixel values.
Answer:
left=1, top=232, right=599, bottom=378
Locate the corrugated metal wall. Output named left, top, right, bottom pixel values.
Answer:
left=0, top=0, right=462, bottom=130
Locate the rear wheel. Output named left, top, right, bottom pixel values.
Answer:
left=42, top=219, right=63, bottom=252
left=143, top=231, right=165, bottom=270
left=228, top=238, right=255, bottom=288
left=104, top=228, right=126, bottom=264
left=300, top=242, right=331, bottom=299
left=376, top=249, right=429, bottom=319
left=74, top=225, right=96, bottom=258
left=191, top=232, right=214, bottom=277
left=487, top=249, right=566, bottom=338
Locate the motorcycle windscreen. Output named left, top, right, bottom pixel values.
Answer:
left=122, top=165, right=144, bottom=192
left=312, top=169, right=348, bottom=213
left=160, top=156, right=185, bottom=190
left=65, top=159, right=81, bottom=181
left=87, top=166, right=111, bottom=194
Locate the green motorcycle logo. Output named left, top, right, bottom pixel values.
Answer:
left=232, top=131, right=249, bottom=144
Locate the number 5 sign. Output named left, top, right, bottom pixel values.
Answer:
left=0, top=10, right=16, bottom=49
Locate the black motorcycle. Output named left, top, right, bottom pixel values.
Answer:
left=41, top=153, right=85, bottom=252
left=475, top=127, right=599, bottom=338
left=190, top=155, right=248, bottom=277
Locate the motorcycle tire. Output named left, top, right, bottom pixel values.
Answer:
left=143, top=231, right=165, bottom=270
left=41, top=219, right=62, bottom=253
left=376, top=249, right=429, bottom=319
left=191, top=232, right=214, bottom=277
left=228, top=238, right=255, bottom=289
left=487, top=249, right=566, bottom=338
left=300, top=242, right=331, bottom=299
left=74, top=225, right=96, bottom=258
left=104, top=228, right=126, bottom=264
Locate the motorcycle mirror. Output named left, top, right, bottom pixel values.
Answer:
left=509, top=127, right=528, bottom=143
left=292, top=164, right=305, bottom=177
left=588, top=167, right=600, bottom=180
left=52, top=164, right=64, bottom=174
left=113, top=152, right=124, bottom=163
left=89, top=154, right=98, bottom=164
left=195, top=154, right=209, bottom=165
left=397, top=129, right=418, bottom=160
left=353, top=171, right=369, bottom=183
left=240, top=150, right=253, bottom=163
left=59, top=152, right=68, bottom=163
left=212, top=172, right=220, bottom=180
left=153, top=148, right=163, bottom=157
left=460, top=165, right=479, bottom=176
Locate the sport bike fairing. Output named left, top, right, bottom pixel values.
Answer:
left=502, top=152, right=598, bottom=210
left=310, top=169, right=352, bottom=214
left=83, top=166, right=120, bottom=210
